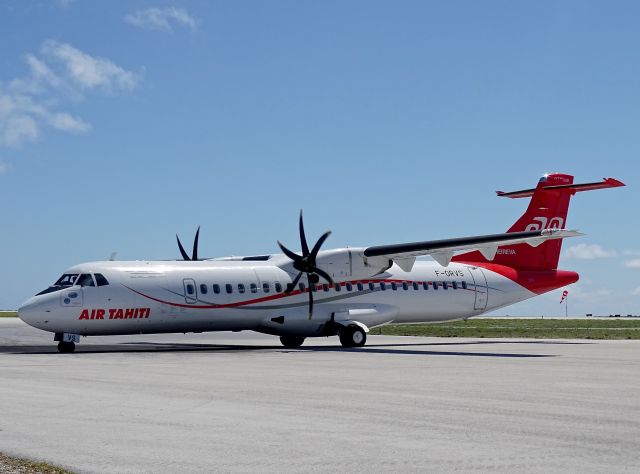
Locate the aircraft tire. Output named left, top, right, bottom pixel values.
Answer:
left=280, top=335, right=305, bottom=348
left=340, top=326, right=367, bottom=348
left=57, top=341, right=76, bottom=353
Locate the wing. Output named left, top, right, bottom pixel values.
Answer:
left=362, top=229, right=582, bottom=268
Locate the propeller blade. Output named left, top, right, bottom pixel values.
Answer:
left=299, top=210, right=309, bottom=256
left=308, top=286, right=314, bottom=320
left=278, top=241, right=302, bottom=262
left=309, top=230, right=332, bottom=259
left=313, top=267, right=334, bottom=286
left=176, top=235, right=191, bottom=261
left=286, top=272, right=303, bottom=293
left=192, top=226, right=200, bottom=261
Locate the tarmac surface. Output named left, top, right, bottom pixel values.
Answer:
left=1, top=318, right=639, bottom=473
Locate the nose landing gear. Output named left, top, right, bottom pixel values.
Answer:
left=54, top=332, right=80, bottom=353
left=57, top=341, right=76, bottom=353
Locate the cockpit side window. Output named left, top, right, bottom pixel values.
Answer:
left=77, top=274, right=95, bottom=287
left=95, top=273, right=109, bottom=286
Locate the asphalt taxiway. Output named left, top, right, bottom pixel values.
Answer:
left=1, top=318, right=639, bottom=473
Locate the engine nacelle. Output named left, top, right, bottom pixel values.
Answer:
left=313, top=248, right=399, bottom=281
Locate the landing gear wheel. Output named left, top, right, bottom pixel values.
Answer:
left=280, top=335, right=305, bottom=348
left=57, top=341, right=76, bottom=353
left=339, top=326, right=367, bottom=348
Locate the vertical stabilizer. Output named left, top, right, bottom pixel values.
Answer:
left=452, top=174, right=624, bottom=271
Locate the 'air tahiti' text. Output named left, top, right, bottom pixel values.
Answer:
left=78, top=308, right=151, bottom=320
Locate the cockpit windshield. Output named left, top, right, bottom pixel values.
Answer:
left=36, top=273, right=79, bottom=296
left=36, top=272, right=109, bottom=296
left=54, top=274, right=79, bottom=286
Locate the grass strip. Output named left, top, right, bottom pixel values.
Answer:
left=0, top=311, right=18, bottom=318
left=377, top=318, right=640, bottom=339
left=0, top=453, right=74, bottom=474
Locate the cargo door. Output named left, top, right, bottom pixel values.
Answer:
left=468, top=267, right=488, bottom=310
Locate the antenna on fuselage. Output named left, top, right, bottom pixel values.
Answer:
left=109, top=252, right=118, bottom=261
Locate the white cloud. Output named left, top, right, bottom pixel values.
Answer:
left=42, top=40, right=140, bottom=92
left=563, top=243, right=616, bottom=260
left=624, top=259, right=640, bottom=269
left=125, top=7, right=196, bottom=32
left=0, top=40, right=140, bottom=157
left=48, top=112, right=91, bottom=133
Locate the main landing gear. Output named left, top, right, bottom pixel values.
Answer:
left=280, top=335, right=306, bottom=348
left=278, top=325, right=367, bottom=349
left=57, top=341, right=76, bottom=353
left=339, top=325, right=367, bottom=348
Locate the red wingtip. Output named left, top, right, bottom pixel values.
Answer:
left=603, top=177, right=625, bottom=188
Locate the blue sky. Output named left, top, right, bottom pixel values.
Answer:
left=0, top=0, right=637, bottom=315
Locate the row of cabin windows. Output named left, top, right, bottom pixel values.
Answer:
left=187, top=280, right=469, bottom=296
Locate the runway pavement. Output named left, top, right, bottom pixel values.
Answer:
left=1, top=318, right=639, bottom=473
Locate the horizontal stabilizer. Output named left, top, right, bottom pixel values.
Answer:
left=497, top=177, right=625, bottom=199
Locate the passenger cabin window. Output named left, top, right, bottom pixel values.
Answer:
left=275, top=282, right=283, bottom=293
left=238, top=284, right=246, bottom=294
left=95, top=273, right=109, bottom=286
left=334, top=283, right=341, bottom=292
left=391, top=282, right=397, bottom=291
left=346, top=283, right=353, bottom=291
left=263, top=282, right=270, bottom=293
left=226, top=284, right=233, bottom=294
left=299, top=283, right=306, bottom=292
left=323, top=284, right=330, bottom=292
left=213, top=284, right=221, bottom=294
left=77, top=274, right=95, bottom=287
left=412, top=282, right=419, bottom=290
left=369, top=282, right=375, bottom=291
left=357, top=283, right=364, bottom=291
left=186, top=284, right=195, bottom=295
left=380, top=282, right=387, bottom=291
left=200, top=284, right=208, bottom=294
left=443, top=282, right=449, bottom=290
left=402, top=282, right=409, bottom=290
left=432, top=282, right=438, bottom=290
left=423, top=282, right=429, bottom=290
left=452, top=282, right=458, bottom=290
left=250, top=283, right=258, bottom=293
left=461, top=281, right=467, bottom=290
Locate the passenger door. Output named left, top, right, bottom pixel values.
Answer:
left=183, top=278, right=198, bottom=304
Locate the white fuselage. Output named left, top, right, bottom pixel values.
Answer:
left=18, top=258, right=535, bottom=338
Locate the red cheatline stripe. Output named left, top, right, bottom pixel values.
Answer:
left=124, top=278, right=469, bottom=310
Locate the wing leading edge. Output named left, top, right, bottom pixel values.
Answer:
left=362, top=229, right=582, bottom=268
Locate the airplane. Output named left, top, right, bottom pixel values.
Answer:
left=17, top=173, right=624, bottom=353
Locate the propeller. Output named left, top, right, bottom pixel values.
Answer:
left=176, top=226, right=200, bottom=261
left=278, top=211, right=334, bottom=319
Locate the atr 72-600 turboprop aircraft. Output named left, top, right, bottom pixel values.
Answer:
left=18, top=173, right=624, bottom=353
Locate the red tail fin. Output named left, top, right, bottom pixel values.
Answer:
left=452, top=174, right=624, bottom=271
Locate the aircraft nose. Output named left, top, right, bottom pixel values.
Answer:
left=18, top=298, right=37, bottom=325
left=18, top=297, right=49, bottom=328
